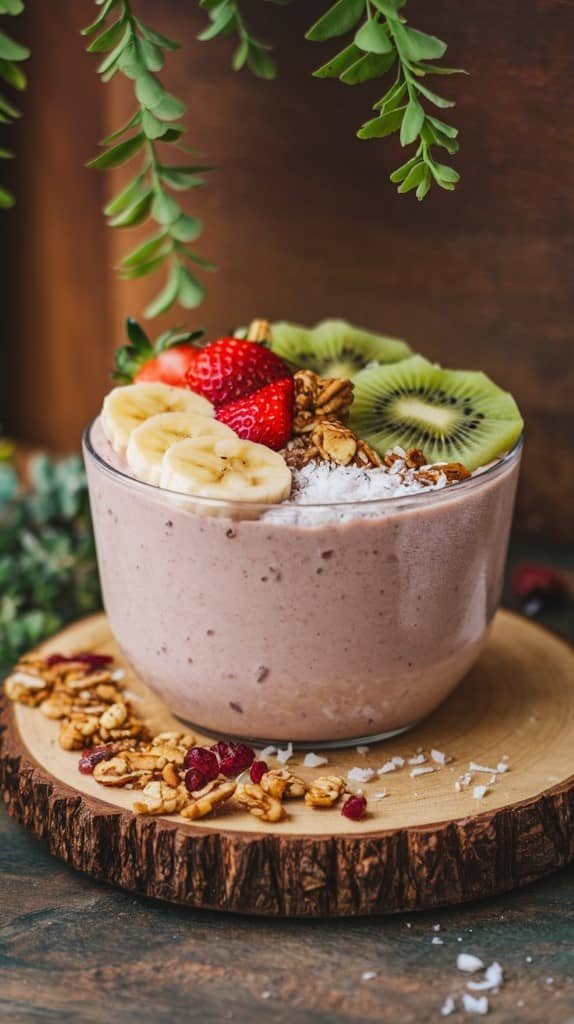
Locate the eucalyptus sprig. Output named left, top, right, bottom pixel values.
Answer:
left=198, top=0, right=277, bottom=79
left=0, top=0, right=29, bottom=208
left=83, top=0, right=214, bottom=317
left=306, top=0, right=466, bottom=198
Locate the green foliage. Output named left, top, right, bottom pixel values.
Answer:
left=0, top=455, right=102, bottom=674
left=198, top=0, right=278, bottom=79
left=84, top=0, right=214, bottom=317
left=307, top=0, right=465, bottom=198
left=0, top=0, right=29, bottom=207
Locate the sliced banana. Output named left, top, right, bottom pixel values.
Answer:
left=102, top=382, right=214, bottom=454
left=127, top=411, right=235, bottom=486
left=160, top=435, right=292, bottom=504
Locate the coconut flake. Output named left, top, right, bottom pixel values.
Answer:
left=432, top=937, right=445, bottom=946
left=408, top=753, right=427, bottom=765
left=356, top=745, right=370, bottom=755
left=276, top=742, right=293, bottom=765
left=432, top=924, right=441, bottom=932
left=111, top=668, right=125, bottom=682
left=467, top=962, right=503, bottom=993
left=472, top=785, right=490, bottom=800
left=377, top=761, right=397, bottom=775
left=347, top=766, right=375, bottom=784
left=431, top=748, right=451, bottom=765
left=361, top=971, right=377, bottom=981
left=259, top=745, right=277, bottom=760
left=457, top=954, right=485, bottom=973
left=455, top=772, right=473, bottom=792
left=303, top=752, right=329, bottom=769
left=7, top=671, right=46, bottom=690
left=469, top=761, right=505, bottom=775
left=462, top=993, right=489, bottom=1015
left=373, top=789, right=387, bottom=801
left=440, top=996, right=456, bottom=1017
left=410, top=766, right=435, bottom=778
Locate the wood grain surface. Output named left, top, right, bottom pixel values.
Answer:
left=1, top=610, right=573, bottom=917
left=1, top=1, right=573, bottom=540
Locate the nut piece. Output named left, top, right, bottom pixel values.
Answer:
left=304, top=775, right=346, bottom=809
left=180, top=778, right=237, bottom=820
left=293, top=370, right=354, bottom=433
left=100, top=702, right=128, bottom=731
left=246, top=318, right=272, bottom=344
left=311, top=418, right=357, bottom=466
left=133, top=780, right=188, bottom=816
left=260, top=768, right=306, bottom=800
left=235, top=782, right=286, bottom=822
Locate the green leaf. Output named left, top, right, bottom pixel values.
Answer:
left=87, top=18, right=126, bottom=54
left=340, top=50, right=394, bottom=85
left=151, top=191, right=180, bottom=225
left=416, top=167, right=431, bottom=200
left=120, top=256, right=165, bottom=279
left=177, top=267, right=206, bottom=310
left=357, top=106, right=404, bottom=140
left=426, top=115, right=457, bottom=139
left=197, top=5, right=236, bottom=41
left=82, top=0, right=119, bottom=37
left=0, top=146, right=14, bottom=158
left=126, top=317, right=151, bottom=350
left=397, top=160, right=425, bottom=193
left=87, top=133, right=145, bottom=170
left=0, top=185, right=15, bottom=207
left=373, top=79, right=407, bottom=111
left=232, top=40, right=249, bottom=71
left=306, top=0, right=365, bottom=42
left=104, top=173, right=145, bottom=217
left=160, top=126, right=184, bottom=143
left=430, top=161, right=459, bottom=184
left=417, top=62, right=467, bottom=76
left=0, top=1, right=25, bottom=14
left=354, top=18, right=392, bottom=55
left=179, top=249, right=216, bottom=271
left=0, top=30, right=29, bottom=62
left=140, top=39, right=164, bottom=73
left=142, top=109, right=168, bottom=140
left=100, top=111, right=141, bottom=146
left=401, top=26, right=447, bottom=61
left=117, top=42, right=143, bottom=79
left=415, top=81, right=454, bottom=108
left=144, top=260, right=181, bottom=318
left=138, top=24, right=180, bottom=51
left=0, top=58, right=26, bottom=89
left=169, top=214, right=202, bottom=242
left=135, top=71, right=165, bottom=110
left=159, top=166, right=204, bottom=190
left=107, top=189, right=152, bottom=228
left=313, top=43, right=362, bottom=79
left=389, top=154, right=419, bottom=183
left=0, top=92, right=19, bottom=118
left=370, top=0, right=400, bottom=17
left=96, top=26, right=130, bottom=75
left=153, top=91, right=186, bottom=121
left=120, top=233, right=169, bottom=269
left=247, top=46, right=276, bottom=80
left=400, top=99, right=424, bottom=146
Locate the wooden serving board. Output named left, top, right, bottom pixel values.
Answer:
left=1, top=611, right=573, bottom=917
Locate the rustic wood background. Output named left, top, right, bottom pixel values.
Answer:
left=1, top=0, right=573, bottom=540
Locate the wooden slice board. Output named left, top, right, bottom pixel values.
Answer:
left=1, top=611, right=573, bottom=917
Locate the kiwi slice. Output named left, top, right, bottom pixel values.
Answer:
left=350, top=355, right=524, bottom=471
left=270, top=319, right=411, bottom=379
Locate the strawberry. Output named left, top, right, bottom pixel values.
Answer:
left=113, top=317, right=204, bottom=387
left=216, top=378, right=294, bottom=450
left=184, top=338, right=290, bottom=407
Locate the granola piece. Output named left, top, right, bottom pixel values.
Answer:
left=235, top=782, right=285, bottom=822
left=293, top=370, right=354, bottom=432
left=99, top=702, right=128, bottom=732
left=440, top=461, right=471, bottom=482
left=353, top=439, right=383, bottom=468
left=133, top=780, right=188, bottom=816
left=311, top=418, right=357, bottom=466
left=281, top=435, right=319, bottom=469
left=404, top=447, right=426, bottom=470
left=304, top=775, right=346, bottom=809
left=260, top=768, right=306, bottom=800
left=180, top=778, right=237, bottom=820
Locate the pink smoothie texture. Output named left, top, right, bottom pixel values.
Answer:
left=84, top=419, right=521, bottom=743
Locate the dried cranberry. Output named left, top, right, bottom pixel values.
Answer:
left=78, top=745, right=115, bottom=775
left=211, top=739, right=255, bottom=777
left=183, top=746, right=219, bottom=781
left=250, top=760, right=269, bottom=784
left=511, top=563, right=569, bottom=617
left=341, top=794, right=367, bottom=821
left=46, top=651, right=113, bottom=670
left=184, top=768, right=206, bottom=793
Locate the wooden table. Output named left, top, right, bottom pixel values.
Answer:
left=1, top=545, right=573, bottom=1023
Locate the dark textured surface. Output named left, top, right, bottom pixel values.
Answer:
left=0, top=546, right=573, bottom=1020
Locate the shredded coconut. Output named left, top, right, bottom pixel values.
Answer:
left=392, top=756, right=405, bottom=767
left=408, top=753, right=427, bottom=765
left=469, top=761, right=506, bottom=775
left=377, top=761, right=397, bottom=775
left=347, top=766, right=375, bottom=784
left=356, top=745, right=370, bottom=755
left=462, top=993, right=489, bottom=1015
left=440, top=996, right=456, bottom=1016
left=361, top=971, right=377, bottom=981
left=467, top=962, right=503, bottom=993
left=432, top=924, right=441, bottom=932
left=373, top=789, right=387, bottom=801
left=410, top=766, right=435, bottom=778
left=431, top=748, right=451, bottom=765
left=259, top=745, right=276, bottom=760
left=457, top=954, right=485, bottom=973
left=472, top=785, right=490, bottom=800
left=455, top=772, right=473, bottom=792
left=276, top=742, right=293, bottom=765
left=432, top=937, right=445, bottom=946
left=303, top=752, right=329, bottom=768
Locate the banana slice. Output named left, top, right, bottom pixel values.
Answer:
left=102, top=382, right=214, bottom=454
left=160, top=435, right=292, bottom=504
left=127, top=411, right=235, bottom=486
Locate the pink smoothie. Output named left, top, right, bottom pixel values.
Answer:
left=84, top=419, right=521, bottom=744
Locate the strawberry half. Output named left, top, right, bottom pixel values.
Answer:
left=135, top=345, right=199, bottom=387
left=184, top=337, right=290, bottom=407
left=216, top=378, right=295, bottom=451
left=113, top=317, right=204, bottom=388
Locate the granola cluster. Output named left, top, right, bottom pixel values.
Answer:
left=5, top=652, right=351, bottom=824
left=383, top=447, right=471, bottom=486
left=283, top=369, right=382, bottom=470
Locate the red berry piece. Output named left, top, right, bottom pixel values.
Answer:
left=135, top=344, right=199, bottom=388
left=511, top=563, right=569, bottom=617
left=341, top=794, right=367, bottom=821
left=185, top=338, right=290, bottom=407
left=250, top=760, right=269, bottom=784
left=46, top=652, right=114, bottom=670
left=211, top=740, right=255, bottom=777
left=183, top=746, right=219, bottom=781
left=217, top=377, right=295, bottom=451
left=78, top=745, right=115, bottom=775
left=184, top=768, right=206, bottom=794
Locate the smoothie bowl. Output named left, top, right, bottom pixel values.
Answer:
left=83, top=319, right=523, bottom=745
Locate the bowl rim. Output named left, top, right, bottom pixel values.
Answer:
left=83, top=417, right=523, bottom=514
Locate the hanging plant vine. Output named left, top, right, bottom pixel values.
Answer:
left=0, top=0, right=29, bottom=208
